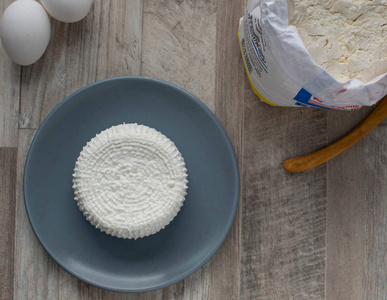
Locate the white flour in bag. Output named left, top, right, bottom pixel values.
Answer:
left=290, top=0, right=387, bottom=83
left=239, top=0, right=387, bottom=110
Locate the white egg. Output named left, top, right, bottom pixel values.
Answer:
left=0, top=0, right=51, bottom=66
left=40, top=0, right=93, bottom=23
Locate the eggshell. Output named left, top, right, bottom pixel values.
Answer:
left=40, top=0, right=93, bottom=23
left=0, top=0, right=51, bottom=66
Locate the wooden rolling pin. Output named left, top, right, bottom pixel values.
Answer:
left=283, top=95, right=387, bottom=172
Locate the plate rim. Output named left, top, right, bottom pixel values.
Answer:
left=23, top=76, right=240, bottom=293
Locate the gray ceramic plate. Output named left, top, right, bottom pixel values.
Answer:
left=23, top=77, right=240, bottom=293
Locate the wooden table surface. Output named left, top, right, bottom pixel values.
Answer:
left=1, top=1, right=386, bottom=299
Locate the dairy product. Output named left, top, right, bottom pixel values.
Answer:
left=290, top=0, right=387, bottom=83
left=72, top=123, right=188, bottom=239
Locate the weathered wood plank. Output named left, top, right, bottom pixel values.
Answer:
left=325, top=109, right=369, bottom=300
left=0, top=0, right=20, bottom=147
left=0, top=147, right=17, bottom=300
left=326, top=106, right=387, bottom=299
left=363, top=119, right=387, bottom=298
left=363, top=120, right=387, bottom=299
left=241, top=91, right=327, bottom=299
left=141, top=0, right=217, bottom=111
left=209, top=0, right=246, bottom=297
left=19, top=0, right=143, bottom=129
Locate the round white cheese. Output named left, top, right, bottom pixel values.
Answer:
left=72, top=123, right=188, bottom=239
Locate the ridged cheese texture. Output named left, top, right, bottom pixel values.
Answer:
left=72, top=123, right=188, bottom=239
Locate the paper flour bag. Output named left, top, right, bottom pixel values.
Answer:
left=238, top=0, right=387, bottom=110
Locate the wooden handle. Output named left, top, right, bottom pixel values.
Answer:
left=283, top=95, right=387, bottom=172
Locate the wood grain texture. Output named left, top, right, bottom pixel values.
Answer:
left=241, top=92, right=327, bottom=299
left=142, top=0, right=217, bottom=111
left=0, top=0, right=20, bottom=147
left=326, top=106, right=387, bottom=300
left=326, top=109, right=369, bottom=300
left=0, top=147, right=17, bottom=300
left=19, top=0, right=143, bottom=129
left=363, top=120, right=387, bottom=298
left=210, top=0, right=246, bottom=298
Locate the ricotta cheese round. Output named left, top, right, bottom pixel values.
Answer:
left=72, top=123, right=188, bottom=239
left=290, top=0, right=387, bottom=83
